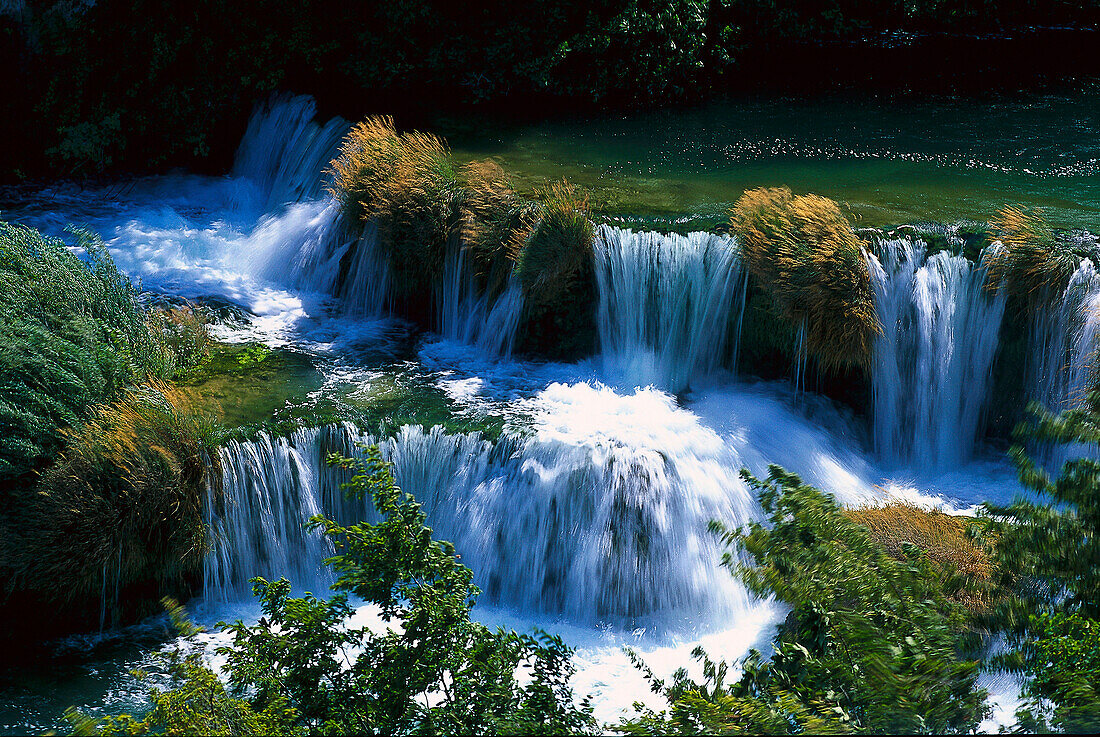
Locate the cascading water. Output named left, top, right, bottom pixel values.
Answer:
left=1028, top=258, right=1100, bottom=414
left=593, top=225, right=745, bottom=392
left=869, top=238, right=1007, bottom=469
left=204, top=384, right=761, bottom=627
left=232, top=94, right=350, bottom=212
left=437, top=243, right=525, bottom=359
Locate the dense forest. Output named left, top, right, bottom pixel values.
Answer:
left=1, top=0, right=1098, bottom=179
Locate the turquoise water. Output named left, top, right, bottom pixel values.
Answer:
left=448, top=93, right=1100, bottom=231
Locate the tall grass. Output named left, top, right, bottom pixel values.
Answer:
left=847, top=502, right=991, bottom=611
left=328, top=117, right=461, bottom=299
left=3, top=383, right=219, bottom=622
left=0, top=222, right=207, bottom=483
left=729, top=187, right=879, bottom=371
left=514, top=179, right=595, bottom=308
left=459, top=159, right=537, bottom=297
left=985, top=205, right=1081, bottom=300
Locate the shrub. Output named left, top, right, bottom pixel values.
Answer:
left=847, top=503, right=991, bottom=610
left=459, top=159, right=536, bottom=298
left=620, top=466, right=988, bottom=735
left=980, top=391, right=1100, bottom=731
left=514, top=179, right=595, bottom=306
left=0, top=222, right=194, bottom=484
left=328, top=117, right=461, bottom=302
left=729, top=187, right=879, bottom=371
left=512, top=179, right=598, bottom=359
left=2, top=383, right=219, bottom=626
left=985, top=205, right=1083, bottom=301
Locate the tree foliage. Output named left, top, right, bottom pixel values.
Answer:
left=619, top=466, right=988, bottom=735
left=982, top=391, right=1100, bottom=733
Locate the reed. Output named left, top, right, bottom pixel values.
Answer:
left=730, top=187, right=879, bottom=371
left=328, top=117, right=461, bottom=298
left=514, top=179, right=595, bottom=308
left=985, top=205, right=1080, bottom=300
left=459, top=159, right=536, bottom=297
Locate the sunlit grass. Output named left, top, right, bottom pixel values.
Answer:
left=730, top=186, right=879, bottom=371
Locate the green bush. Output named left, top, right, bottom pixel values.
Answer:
left=0, top=222, right=194, bottom=484
left=729, top=187, right=879, bottom=371
left=982, top=391, right=1100, bottom=732
left=2, top=383, right=219, bottom=628
left=513, top=179, right=598, bottom=359
left=620, top=466, right=988, bottom=735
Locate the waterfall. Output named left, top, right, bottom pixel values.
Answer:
left=437, top=244, right=525, bottom=359
left=593, top=225, right=745, bottom=392
left=203, top=385, right=756, bottom=626
left=232, top=93, right=350, bottom=212
left=1029, top=259, right=1100, bottom=414
left=869, top=238, right=1007, bottom=469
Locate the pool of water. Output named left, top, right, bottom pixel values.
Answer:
left=447, top=93, right=1100, bottom=231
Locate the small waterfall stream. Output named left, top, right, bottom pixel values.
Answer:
left=232, top=94, right=350, bottom=212
left=1028, top=259, right=1100, bottom=414
left=869, top=238, right=1007, bottom=468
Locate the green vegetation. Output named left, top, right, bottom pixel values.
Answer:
left=460, top=159, right=537, bottom=299
left=0, top=221, right=218, bottom=636
left=620, top=466, right=988, bottom=734
left=729, top=187, right=879, bottom=371
left=73, top=448, right=595, bottom=735
left=980, top=391, right=1100, bottom=732
left=0, top=222, right=204, bottom=484
left=2, top=384, right=218, bottom=629
left=328, top=116, right=462, bottom=305
left=985, top=206, right=1086, bottom=302
left=514, top=179, right=598, bottom=359
left=4, top=2, right=1095, bottom=179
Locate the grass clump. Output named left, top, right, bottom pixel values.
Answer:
left=0, top=222, right=206, bottom=484
left=328, top=117, right=461, bottom=302
left=512, top=180, right=598, bottom=359
left=985, top=205, right=1083, bottom=301
left=3, top=383, right=219, bottom=628
left=514, top=179, right=595, bottom=306
left=729, top=187, right=879, bottom=371
left=459, top=159, right=536, bottom=298
left=847, top=502, right=991, bottom=610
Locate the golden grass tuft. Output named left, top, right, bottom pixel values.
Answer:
left=730, top=187, right=879, bottom=371
left=7, top=383, right=219, bottom=616
left=984, top=205, right=1080, bottom=300
left=459, top=159, right=537, bottom=296
left=327, top=116, right=402, bottom=222
left=328, top=117, right=461, bottom=298
left=514, top=179, right=595, bottom=308
left=846, top=502, right=991, bottom=611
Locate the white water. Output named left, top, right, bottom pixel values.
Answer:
left=869, top=238, right=1007, bottom=469
left=594, top=225, right=744, bottom=392
left=6, top=94, right=1033, bottom=727
left=232, top=93, right=350, bottom=211
left=1029, top=258, right=1100, bottom=414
